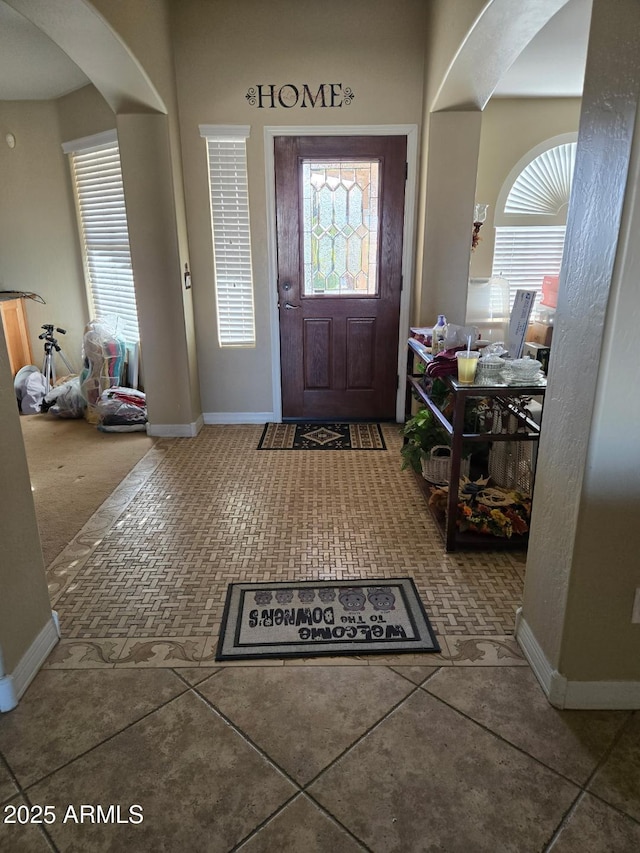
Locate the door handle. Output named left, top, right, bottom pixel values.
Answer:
left=283, top=302, right=300, bottom=310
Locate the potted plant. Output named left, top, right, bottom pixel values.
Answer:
left=401, top=384, right=479, bottom=482
left=400, top=407, right=449, bottom=473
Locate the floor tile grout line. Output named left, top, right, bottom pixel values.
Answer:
left=387, top=664, right=443, bottom=689
left=298, top=681, right=425, bottom=790
left=228, top=791, right=304, bottom=852
left=0, top=748, right=20, bottom=791
left=19, top=680, right=193, bottom=793
left=189, top=687, right=306, bottom=792
left=415, top=665, right=443, bottom=688
left=172, top=667, right=223, bottom=688
left=580, top=708, right=636, bottom=790
left=418, top=686, right=605, bottom=792
left=187, top=685, right=370, bottom=850
left=0, top=749, right=60, bottom=852
left=553, top=710, right=640, bottom=832
left=189, top=674, right=418, bottom=849
left=541, top=789, right=587, bottom=852
left=229, top=791, right=372, bottom=853
left=19, top=788, right=62, bottom=853
left=294, top=792, right=374, bottom=853
left=579, top=788, right=640, bottom=830
left=542, top=712, right=640, bottom=849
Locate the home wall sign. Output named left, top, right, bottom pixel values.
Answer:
left=246, top=83, right=355, bottom=109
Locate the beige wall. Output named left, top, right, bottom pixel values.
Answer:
left=521, top=0, right=640, bottom=692
left=471, top=97, right=582, bottom=279
left=171, top=0, right=428, bottom=416
left=561, top=140, right=640, bottom=677
left=90, top=0, right=202, bottom=423
left=56, top=82, right=115, bottom=144
left=0, top=331, right=52, bottom=675
left=0, top=99, right=88, bottom=369
left=420, top=110, right=482, bottom=326
left=562, top=145, right=640, bottom=678
left=117, top=113, right=195, bottom=426
left=413, top=0, right=487, bottom=326
left=423, top=0, right=489, bottom=112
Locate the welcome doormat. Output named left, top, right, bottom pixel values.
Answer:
left=258, top=422, right=386, bottom=450
left=216, top=578, right=440, bottom=661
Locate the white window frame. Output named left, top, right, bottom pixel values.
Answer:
left=491, top=133, right=578, bottom=312
left=199, top=124, right=256, bottom=348
left=62, top=129, right=140, bottom=344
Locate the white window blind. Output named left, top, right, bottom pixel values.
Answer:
left=64, top=131, right=139, bottom=343
left=491, top=142, right=577, bottom=315
left=504, top=143, right=576, bottom=215
left=492, top=225, right=566, bottom=310
left=199, top=125, right=256, bottom=347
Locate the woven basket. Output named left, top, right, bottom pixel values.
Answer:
left=421, top=445, right=470, bottom=485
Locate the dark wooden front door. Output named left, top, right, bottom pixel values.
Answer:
left=275, top=135, right=406, bottom=420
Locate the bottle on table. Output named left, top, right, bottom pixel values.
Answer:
left=432, top=314, right=447, bottom=352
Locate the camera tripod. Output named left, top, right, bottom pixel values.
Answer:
left=39, top=324, right=74, bottom=394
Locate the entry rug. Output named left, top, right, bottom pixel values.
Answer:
left=216, top=578, right=440, bottom=661
left=258, top=422, right=386, bottom=450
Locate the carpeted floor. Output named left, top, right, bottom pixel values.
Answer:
left=20, top=413, right=154, bottom=567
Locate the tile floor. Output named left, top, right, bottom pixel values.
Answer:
left=2, top=666, right=640, bottom=851
left=45, top=425, right=526, bottom=665
left=2, top=425, right=639, bottom=850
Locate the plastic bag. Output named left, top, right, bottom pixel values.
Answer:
left=80, top=319, right=127, bottom=422
left=442, top=324, right=480, bottom=350
left=94, top=386, right=147, bottom=431
left=43, top=376, right=86, bottom=419
left=20, top=370, right=47, bottom=414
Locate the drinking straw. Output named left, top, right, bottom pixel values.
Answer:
left=467, top=335, right=472, bottom=355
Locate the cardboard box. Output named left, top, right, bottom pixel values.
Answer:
left=526, top=322, right=553, bottom=347
left=523, top=342, right=550, bottom=374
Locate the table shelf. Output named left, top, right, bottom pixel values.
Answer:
left=405, top=339, right=546, bottom=551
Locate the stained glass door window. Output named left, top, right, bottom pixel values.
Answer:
left=302, top=160, right=380, bottom=296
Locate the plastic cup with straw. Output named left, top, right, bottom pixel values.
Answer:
left=455, top=335, right=480, bottom=384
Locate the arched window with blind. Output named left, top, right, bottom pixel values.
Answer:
left=491, top=133, right=577, bottom=311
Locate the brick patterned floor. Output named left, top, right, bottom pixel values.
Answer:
left=52, top=425, right=525, bottom=640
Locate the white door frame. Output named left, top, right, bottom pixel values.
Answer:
left=264, top=124, right=419, bottom=422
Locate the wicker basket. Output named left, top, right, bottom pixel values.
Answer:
left=421, top=445, right=470, bottom=485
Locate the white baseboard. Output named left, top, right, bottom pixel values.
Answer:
left=203, top=412, right=275, bottom=425
left=516, top=608, right=640, bottom=709
left=146, top=415, right=203, bottom=437
left=515, top=609, right=567, bottom=706
left=0, top=612, right=60, bottom=713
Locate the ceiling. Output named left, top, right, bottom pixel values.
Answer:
left=0, top=1, right=88, bottom=100
left=0, top=0, right=590, bottom=102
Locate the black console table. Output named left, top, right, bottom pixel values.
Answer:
left=405, top=338, right=546, bottom=551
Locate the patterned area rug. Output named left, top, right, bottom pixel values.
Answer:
left=258, top=422, right=386, bottom=450
left=216, top=578, right=440, bottom=660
